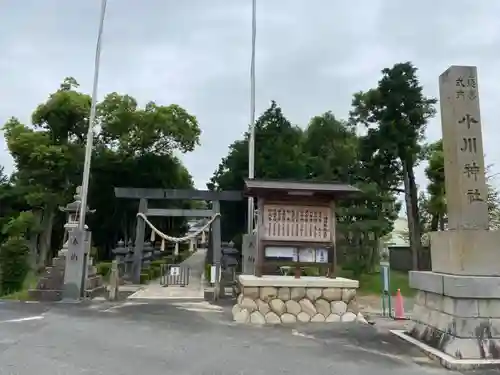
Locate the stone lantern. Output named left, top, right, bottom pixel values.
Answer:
left=58, top=186, right=95, bottom=257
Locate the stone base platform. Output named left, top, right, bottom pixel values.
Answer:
left=28, top=255, right=104, bottom=302
left=232, top=275, right=366, bottom=325
left=402, top=270, right=500, bottom=365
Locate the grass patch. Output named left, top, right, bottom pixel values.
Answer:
left=338, top=268, right=414, bottom=297
left=1, top=272, right=38, bottom=300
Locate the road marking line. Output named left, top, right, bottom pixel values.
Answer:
left=291, top=329, right=315, bottom=339
left=0, top=315, right=44, bottom=323
left=173, top=302, right=223, bottom=310
left=102, top=302, right=148, bottom=312
left=177, top=307, right=223, bottom=313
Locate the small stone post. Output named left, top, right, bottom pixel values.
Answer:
left=109, top=259, right=119, bottom=301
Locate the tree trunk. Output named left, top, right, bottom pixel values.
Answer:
left=430, top=213, right=439, bottom=232
left=439, top=215, right=445, bottom=231
left=402, top=161, right=420, bottom=270
left=407, top=160, right=422, bottom=270
left=37, top=206, right=56, bottom=269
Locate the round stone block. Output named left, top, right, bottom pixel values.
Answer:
left=241, top=297, right=257, bottom=312
left=256, top=299, right=270, bottom=315
left=299, top=298, right=316, bottom=316
left=285, top=300, right=301, bottom=316
left=297, top=312, right=311, bottom=322
left=306, top=288, right=322, bottom=301
left=342, top=288, right=356, bottom=303
left=290, top=287, right=306, bottom=301
left=278, top=287, right=291, bottom=301
left=270, top=299, right=286, bottom=315
left=325, top=313, right=341, bottom=322
left=311, top=313, right=325, bottom=322
left=233, top=307, right=250, bottom=323
left=281, top=313, right=297, bottom=323
left=250, top=311, right=266, bottom=325
left=260, top=286, right=278, bottom=302
left=265, top=311, right=281, bottom=324
left=331, top=301, right=347, bottom=316
left=341, top=311, right=357, bottom=322
left=322, top=288, right=342, bottom=301
left=315, top=298, right=331, bottom=317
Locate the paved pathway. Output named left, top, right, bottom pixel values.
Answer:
left=1, top=300, right=495, bottom=375
left=127, top=248, right=206, bottom=300
left=357, top=294, right=415, bottom=319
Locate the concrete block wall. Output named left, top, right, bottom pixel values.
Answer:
left=410, top=290, right=500, bottom=359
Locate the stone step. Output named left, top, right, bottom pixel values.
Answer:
left=87, top=265, right=97, bottom=275
left=28, top=289, right=62, bottom=302
left=36, top=276, right=64, bottom=290
left=85, top=285, right=106, bottom=299
left=44, top=267, right=65, bottom=279
left=85, top=275, right=103, bottom=290
left=52, top=257, right=66, bottom=268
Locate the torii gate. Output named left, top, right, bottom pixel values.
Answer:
left=114, top=188, right=243, bottom=286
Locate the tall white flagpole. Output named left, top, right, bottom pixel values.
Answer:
left=78, top=0, right=107, bottom=229
left=247, top=0, right=257, bottom=234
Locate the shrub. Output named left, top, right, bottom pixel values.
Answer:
left=205, top=263, right=212, bottom=281
left=150, top=260, right=166, bottom=279
left=96, top=262, right=112, bottom=278
left=140, top=272, right=150, bottom=284
left=0, top=236, right=30, bottom=296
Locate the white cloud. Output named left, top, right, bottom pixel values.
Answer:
left=1, top=0, right=499, bottom=194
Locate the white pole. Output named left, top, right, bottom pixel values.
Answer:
left=78, top=0, right=108, bottom=230
left=247, top=0, right=257, bottom=234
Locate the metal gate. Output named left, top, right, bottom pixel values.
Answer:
left=160, top=264, right=190, bottom=287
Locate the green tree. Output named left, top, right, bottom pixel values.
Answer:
left=302, top=112, right=358, bottom=181
left=90, top=92, right=200, bottom=257
left=2, top=77, right=201, bottom=267
left=302, top=113, right=399, bottom=275
left=0, top=212, right=34, bottom=295
left=422, top=140, right=500, bottom=231
left=424, top=140, right=446, bottom=231
left=208, top=101, right=306, bottom=241
left=350, top=62, right=437, bottom=270
left=209, top=106, right=400, bottom=276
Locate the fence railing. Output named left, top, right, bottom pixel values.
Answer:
left=160, top=264, right=190, bottom=287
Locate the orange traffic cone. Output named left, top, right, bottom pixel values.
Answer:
left=394, top=289, right=407, bottom=320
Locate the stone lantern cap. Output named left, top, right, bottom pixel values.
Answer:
left=59, top=186, right=95, bottom=215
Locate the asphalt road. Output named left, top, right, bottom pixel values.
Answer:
left=0, top=299, right=498, bottom=375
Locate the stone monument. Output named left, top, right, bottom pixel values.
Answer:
left=28, top=187, right=104, bottom=301
left=405, top=66, right=500, bottom=362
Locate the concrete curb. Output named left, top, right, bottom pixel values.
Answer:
left=391, top=329, right=500, bottom=371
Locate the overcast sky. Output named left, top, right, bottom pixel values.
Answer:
left=2, top=0, right=500, bottom=192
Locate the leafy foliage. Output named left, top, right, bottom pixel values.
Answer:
left=422, top=140, right=500, bottom=231
left=209, top=101, right=401, bottom=274
left=0, top=76, right=201, bottom=274
left=350, top=62, right=437, bottom=270
left=0, top=213, right=33, bottom=296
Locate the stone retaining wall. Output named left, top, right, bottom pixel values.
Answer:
left=410, top=290, right=500, bottom=359
left=232, top=285, right=367, bottom=324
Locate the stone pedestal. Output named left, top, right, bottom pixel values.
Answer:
left=28, top=256, right=66, bottom=301
left=28, top=249, right=104, bottom=302
left=430, top=230, right=500, bottom=276
left=232, top=275, right=366, bottom=324
left=409, top=271, right=500, bottom=359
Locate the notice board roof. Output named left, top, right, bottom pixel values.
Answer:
left=244, top=179, right=361, bottom=198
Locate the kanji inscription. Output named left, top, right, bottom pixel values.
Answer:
left=439, top=65, right=489, bottom=229
left=455, top=75, right=477, bottom=101
left=262, top=204, right=332, bottom=242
